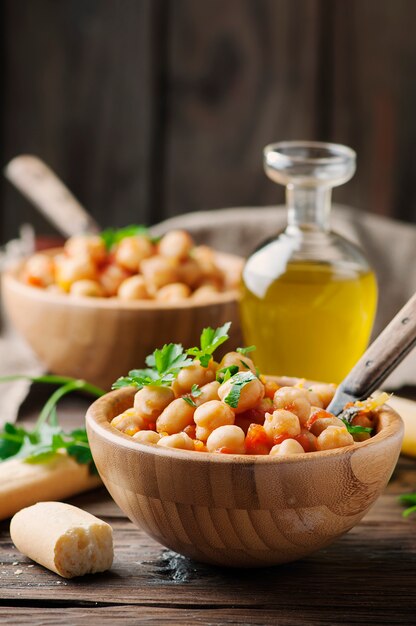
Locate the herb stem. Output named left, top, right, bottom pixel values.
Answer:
left=35, top=379, right=105, bottom=431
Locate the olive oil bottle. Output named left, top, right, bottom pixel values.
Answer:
left=240, top=141, right=377, bottom=383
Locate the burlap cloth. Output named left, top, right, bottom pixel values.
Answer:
left=1, top=205, right=415, bottom=424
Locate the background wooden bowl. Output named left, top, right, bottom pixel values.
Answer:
left=2, top=250, right=243, bottom=390
left=86, top=386, right=404, bottom=568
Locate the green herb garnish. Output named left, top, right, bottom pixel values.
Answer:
left=216, top=365, right=239, bottom=384
left=182, top=384, right=202, bottom=408
left=112, top=343, right=193, bottom=389
left=340, top=418, right=373, bottom=436
left=399, top=493, right=416, bottom=518
left=236, top=346, right=256, bottom=356
left=0, top=375, right=105, bottom=472
left=100, top=225, right=151, bottom=251
left=223, top=371, right=257, bottom=409
left=187, top=322, right=231, bottom=367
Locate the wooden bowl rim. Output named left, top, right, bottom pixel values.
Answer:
left=86, top=385, right=404, bottom=465
left=2, top=248, right=243, bottom=311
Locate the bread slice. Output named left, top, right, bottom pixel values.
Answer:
left=10, top=501, right=113, bottom=578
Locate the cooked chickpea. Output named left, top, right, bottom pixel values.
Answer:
left=133, top=430, right=161, bottom=444
left=308, top=383, right=336, bottom=409
left=133, top=385, right=175, bottom=422
left=157, top=432, right=194, bottom=450
left=156, top=282, right=191, bottom=302
left=55, top=255, right=96, bottom=291
left=217, top=375, right=264, bottom=414
left=24, top=253, right=55, bottom=287
left=69, top=279, right=104, bottom=298
left=115, top=236, right=154, bottom=271
left=118, top=275, right=150, bottom=300
left=99, top=263, right=130, bottom=296
left=158, top=230, right=194, bottom=261
left=273, top=387, right=311, bottom=426
left=206, top=425, right=246, bottom=454
left=309, top=414, right=345, bottom=436
left=298, top=428, right=318, bottom=452
left=219, top=351, right=257, bottom=374
left=111, top=409, right=147, bottom=436
left=64, top=235, right=106, bottom=264
left=156, top=398, right=195, bottom=434
left=269, top=439, right=305, bottom=456
left=194, top=400, right=235, bottom=441
left=177, top=258, right=204, bottom=288
left=140, top=255, right=179, bottom=292
left=194, top=381, right=220, bottom=406
left=263, top=409, right=301, bottom=441
left=192, top=285, right=220, bottom=301
left=174, top=361, right=216, bottom=394
left=316, top=425, right=354, bottom=450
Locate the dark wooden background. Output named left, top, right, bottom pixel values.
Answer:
left=1, top=0, right=416, bottom=243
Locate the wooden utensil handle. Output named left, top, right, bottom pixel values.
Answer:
left=4, top=155, right=100, bottom=237
left=340, top=291, right=416, bottom=398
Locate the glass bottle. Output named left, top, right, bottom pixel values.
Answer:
left=240, top=141, right=377, bottom=383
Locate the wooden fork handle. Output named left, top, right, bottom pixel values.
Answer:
left=4, top=155, right=100, bottom=238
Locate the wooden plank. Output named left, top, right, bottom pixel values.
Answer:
left=0, top=0, right=158, bottom=242
left=0, top=458, right=415, bottom=626
left=329, top=0, right=416, bottom=223
left=163, top=0, right=323, bottom=218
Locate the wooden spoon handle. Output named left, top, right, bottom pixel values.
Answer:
left=4, top=155, right=100, bottom=237
left=339, top=291, right=416, bottom=399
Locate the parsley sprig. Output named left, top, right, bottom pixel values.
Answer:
left=399, top=493, right=416, bottom=518
left=236, top=346, right=256, bottom=356
left=340, top=418, right=373, bottom=436
left=112, top=344, right=193, bottom=389
left=100, top=224, right=152, bottom=251
left=0, top=375, right=105, bottom=472
left=187, top=322, right=231, bottom=367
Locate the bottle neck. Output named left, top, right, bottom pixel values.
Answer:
left=286, top=185, right=332, bottom=232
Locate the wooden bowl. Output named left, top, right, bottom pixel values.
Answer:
left=1, top=250, right=243, bottom=389
left=86, top=386, right=404, bottom=568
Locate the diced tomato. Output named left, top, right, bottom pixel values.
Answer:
left=245, top=424, right=271, bottom=455
left=216, top=447, right=234, bottom=454
left=272, top=433, right=292, bottom=446
left=263, top=379, right=280, bottom=399
left=305, top=408, right=332, bottom=430
left=294, top=433, right=312, bottom=452
left=147, top=422, right=156, bottom=431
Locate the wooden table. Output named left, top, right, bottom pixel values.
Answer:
left=1, top=391, right=416, bottom=625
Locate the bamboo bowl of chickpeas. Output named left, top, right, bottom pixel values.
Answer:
left=86, top=326, right=403, bottom=567
left=2, top=228, right=243, bottom=389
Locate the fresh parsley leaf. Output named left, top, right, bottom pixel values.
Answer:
left=182, top=384, right=202, bottom=408
left=0, top=423, right=27, bottom=460
left=187, top=322, right=231, bottom=367
left=216, top=365, right=239, bottom=384
left=236, top=346, right=256, bottom=356
left=340, top=418, right=373, bottom=435
left=399, top=493, right=416, bottom=518
left=100, top=225, right=151, bottom=251
left=223, top=371, right=257, bottom=409
left=112, top=344, right=193, bottom=390
left=182, top=396, right=197, bottom=407
left=190, top=384, right=202, bottom=397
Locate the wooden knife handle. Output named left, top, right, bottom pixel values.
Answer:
left=339, top=291, right=416, bottom=399
left=4, top=155, right=100, bottom=237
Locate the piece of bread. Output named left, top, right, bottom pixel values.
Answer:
left=0, top=453, right=101, bottom=520
left=10, top=501, right=113, bottom=578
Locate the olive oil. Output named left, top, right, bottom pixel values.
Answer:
left=240, top=261, right=377, bottom=383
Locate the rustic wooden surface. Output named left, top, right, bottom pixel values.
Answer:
left=2, top=0, right=416, bottom=243
left=0, top=391, right=415, bottom=624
